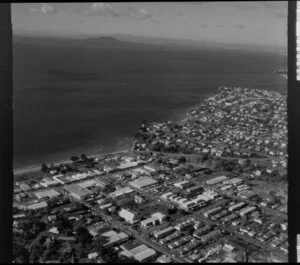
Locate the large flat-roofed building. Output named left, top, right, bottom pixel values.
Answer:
left=199, top=230, right=222, bottom=243
left=161, top=192, right=174, bottom=200
left=64, top=184, right=93, bottom=200
left=129, top=178, right=157, bottom=189
left=35, top=189, right=61, bottom=200
left=206, top=175, right=228, bottom=185
left=110, top=187, right=133, bottom=198
left=40, top=177, right=59, bottom=187
left=141, top=212, right=166, bottom=228
left=134, top=248, right=156, bottom=262
left=131, top=168, right=149, bottom=176
left=156, top=255, right=172, bottom=263
left=27, top=201, right=48, bottom=210
left=204, top=207, right=222, bottom=218
left=229, top=202, right=246, bottom=212
left=223, top=177, right=243, bottom=186
left=53, top=174, right=70, bottom=185
left=94, top=179, right=108, bottom=188
left=239, top=206, right=256, bottom=217
left=118, top=161, right=138, bottom=170
left=141, top=217, right=159, bottom=228
left=102, top=231, right=129, bottom=248
left=120, top=243, right=157, bottom=262
left=20, top=183, right=31, bottom=191
left=238, top=190, right=256, bottom=200
left=144, top=165, right=156, bottom=173
left=70, top=172, right=89, bottom=181
left=153, top=226, right=175, bottom=239
left=202, top=190, right=219, bottom=200
left=187, top=185, right=204, bottom=194
left=119, top=208, right=138, bottom=224
left=174, top=180, right=192, bottom=189
left=78, top=180, right=98, bottom=189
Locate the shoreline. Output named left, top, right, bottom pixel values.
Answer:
left=11, top=87, right=237, bottom=177
left=13, top=97, right=203, bottom=177
left=13, top=149, right=130, bottom=176
left=13, top=85, right=285, bottom=177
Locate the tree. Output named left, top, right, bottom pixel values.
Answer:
left=76, top=226, right=92, bottom=245
left=13, top=242, right=29, bottom=263
left=81, top=154, right=88, bottom=161
left=70, top=156, right=79, bottom=162
left=168, top=207, right=177, bottom=215
left=179, top=156, right=187, bottom=163
left=55, top=214, right=72, bottom=232
left=41, top=163, right=49, bottom=172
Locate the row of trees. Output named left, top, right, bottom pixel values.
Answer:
left=41, top=154, right=97, bottom=173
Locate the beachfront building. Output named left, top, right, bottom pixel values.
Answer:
left=40, top=177, right=59, bottom=188
left=35, top=189, right=61, bottom=200
left=64, top=184, right=93, bottom=200
left=27, top=201, right=48, bottom=211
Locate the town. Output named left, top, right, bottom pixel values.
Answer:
left=13, top=86, right=287, bottom=263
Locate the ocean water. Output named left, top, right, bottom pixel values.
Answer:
left=13, top=38, right=287, bottom=169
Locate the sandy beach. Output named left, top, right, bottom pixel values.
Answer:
left=13, top=149, right=130, bottom=176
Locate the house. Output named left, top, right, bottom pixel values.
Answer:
left=119, top=208, right=138, bottom=224
left=49, top=227, right=59, bottom=234
left=156, top=255, right=172, bottom=263
left=40, top=177, right=59, bottom=188
left=88, top=252, right=98, bottom=260
left=141, top=212, right=166, bottom=228
left=101, top=231, right=129, bottom=248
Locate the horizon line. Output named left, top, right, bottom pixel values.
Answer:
left=13, top=31, right=287, bottom=50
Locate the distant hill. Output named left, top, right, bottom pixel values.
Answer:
left=13, top=33, right=286, bottom=53
left=13, top=34, right=168, bottom=51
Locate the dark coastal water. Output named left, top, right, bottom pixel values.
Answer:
left=13, top=38, right=287, bottom=169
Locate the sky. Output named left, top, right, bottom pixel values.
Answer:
left=12, top=2, right=287, bottom=47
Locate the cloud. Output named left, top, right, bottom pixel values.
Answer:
left=273, top=11, right=286, bottom=19
left=151, top=19, right=160, bottom=24
left=181, top=21, right=189, bottom=28
left=233, top=25, right=246, bottom=29
left=261, top=1, right=287, bottom=10
left=261, top=1, right=287, bottom=18
left=235, top=2, right=261, bottom=11
left=199, top=24, right=208, bottom=28
left=138, top=9, right=151, bottom=20
left=84, top=3, right=120, bottom=17
left=124, top=7, right=152, bottom=21
left=185, top=2, right=205, bottom=4
left=29, top=3, right=57, bottom=14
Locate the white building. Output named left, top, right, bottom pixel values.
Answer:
left=40, top=177, right=59, bottom=188
left=110, top=187, right=133, bottom=198
left=119, top=208, right=138, bottom=224
left=35, top=189, right=60, bottom=200
left=129, top=178, right=157, bottom=189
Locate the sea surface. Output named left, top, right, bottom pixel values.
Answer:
left=13, top=37, right=287, bottom=169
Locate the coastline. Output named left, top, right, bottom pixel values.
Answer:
left=13, top=88, right=220, bottom=177
left=13, top=84, right=284, bottom=177
left=13, top=149, right=130, bottom=176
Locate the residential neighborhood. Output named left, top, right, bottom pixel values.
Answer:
left=13, top=86, right=287, bottom=263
